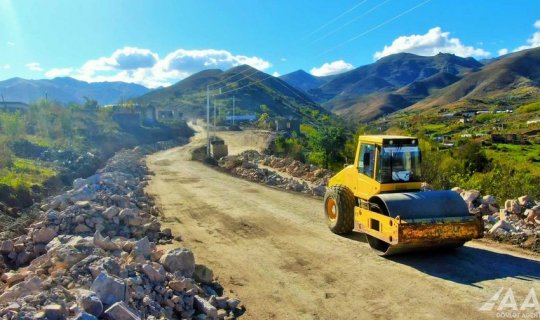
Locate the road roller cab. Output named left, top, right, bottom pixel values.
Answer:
left=324, top=135, right=483, bottom=255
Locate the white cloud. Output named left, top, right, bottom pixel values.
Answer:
left=45, top=67, right=74, bottom=78
left=159, top=49, right=270, bottom=74
left=280, top=58, right=287, bottom=62
left=60, top=47, right=271, bottom=88
left=26, top=62, right=43, bottom=72
left=498, top=48, right=509, bottom=56
left=310, top=60, right=354, bottom=76
left=6, top=41, right=14, bottom=47
left=513, top=20, right=540, bottom=52
left=272, top=71, right=280, bottom=77
left=111, top=47, right=159, bottom=70
left=2, top=64, right=10, bottom=70
left=373, top=27, right=491, bottom=60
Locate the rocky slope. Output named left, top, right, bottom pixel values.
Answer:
left=0, top=141, right=243, bottom=319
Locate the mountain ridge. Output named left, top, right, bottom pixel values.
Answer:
left=136, top=65, right=329, bottom=122
left=0, top=77, right=150, bottom=105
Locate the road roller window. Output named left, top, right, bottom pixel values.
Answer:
left=377, top=145, right=421, bottom=183
left=358, top=143, right=376, bottom=178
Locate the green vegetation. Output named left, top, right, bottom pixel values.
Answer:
left=304, top=126, right=346, bottom=170
left=517, top=101, right=540, bottom=113
left=0, top=158, right=56, bottom=189
left=0, top=99, right=191, bottom=207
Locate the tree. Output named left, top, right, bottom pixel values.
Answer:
left=306, top=125, right=346, bottom=169
left=454, top=141, right=490, bottom=174
left=0, top=137, right=13, bottom=168
left=256, top=113, right=271, bottom=130
left=0, top=112, right=25, bottom=141
left=260, top=104, right=270, bottom=114
left=83, top=97, right=98, bottom=112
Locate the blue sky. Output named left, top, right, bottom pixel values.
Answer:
left=1, top=0, right=540, bottom=87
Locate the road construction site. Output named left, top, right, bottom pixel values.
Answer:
left=146, top=127, right=540, bottom=320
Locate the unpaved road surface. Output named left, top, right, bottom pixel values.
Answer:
left=146, top=130, right=540, bottom=320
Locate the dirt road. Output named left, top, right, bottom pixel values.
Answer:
left=146, top=130, right=540, bottom=320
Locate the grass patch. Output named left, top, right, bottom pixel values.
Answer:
left=517, top=101, right=540, bottom=113
left=485, top=143, right=540, bottom=175
left=0, top=158, right=57, bottom=188
left=25, top=135, right=52, bottom=147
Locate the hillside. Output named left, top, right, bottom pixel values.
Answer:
left=408, top=47, right=540, bottom=112
left=279, top=70, right=331, bottom=93
left=278, top=53, right=483, bottom=122
left=136, top=65, right=329, bottom=121
left=0, top=77, right=150, bottom=105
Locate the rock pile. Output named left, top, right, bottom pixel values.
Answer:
left=0, top=140, right=244, bottom=319
left=452, top=187, right=540, bottom=252
left=217, top=151, right=332, bottom=197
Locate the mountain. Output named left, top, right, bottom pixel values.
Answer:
left=315, top=53, right=483, bottom=121
left=279, top=70, right=332, bottom=92
left=136, top=65, right=328, bottom=121
left=0, top=77, right=150, bottom=105
left=408, top=47, right=540, bottom=112
left=278, top=53, right=481, bottom=122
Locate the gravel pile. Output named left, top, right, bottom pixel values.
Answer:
left=0, top=139, right=244, bottom=319
left=452, top=187, right=540, bottom=252
left=217, top=151, right=332, bottom=197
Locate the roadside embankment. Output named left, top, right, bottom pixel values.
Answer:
left=0, top=140, right=244, bottom=319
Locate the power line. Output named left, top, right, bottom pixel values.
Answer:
left=306, top=0, right=368, bottom=38
left=318, top=0, right=432, bottom=57
left=209, top=65, right=260, bottom=88
left=311, top=0, right=392, bottom=45
left=214, top=70, right=314, bottom=106
left=211, top=68, right=263, bottom=94
left=215, top=73, right=275, bottom=96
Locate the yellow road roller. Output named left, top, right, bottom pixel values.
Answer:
left=324, top=135, right=483, bottom=255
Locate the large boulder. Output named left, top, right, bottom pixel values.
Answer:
left=42, top=304, right=67, bottom=320
left=312, top=185, right=326, bottom=197
left=0, top=239, right=14, bottom=254
left=131, top=237, right=152, bottom=260
left=74, top=313, right=98, bottom=320
left=77, top=290, right=103, bottom=317
left=68, top=185, right=96, bottom=203
left=193, top=264, right=213, bottom=284
left=103, top=302, right=141, bottom=320
left=481, top=195, right=496, bottom=205
left=489, top=220, right=516, bottom=234
left=103, top=206, right=120, bottom=220
left=142, top=263, right=166, bottom=283
left=461, top=190, right=480, bottom=203
left=159, top=248, right=195, bottom=276
left=93, top=231, right=120, bottom=251
left=0, top=276, right=42, bottom=304
left=194, top=295, right=218, bottom=318
left=504, top=200, right=521, bottom=215
left=32, top=227, right=57, bottom=244
left=90, top=272, right=127, bottom=306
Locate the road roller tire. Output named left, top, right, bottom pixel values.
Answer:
left=324, top=185, right=355, bottom=235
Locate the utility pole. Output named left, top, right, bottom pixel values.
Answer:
left=232, top=95, right=235, bottom=126
left=213, top=98, right=216, bottom=138
left=206, top=86, right=210, bottom=156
